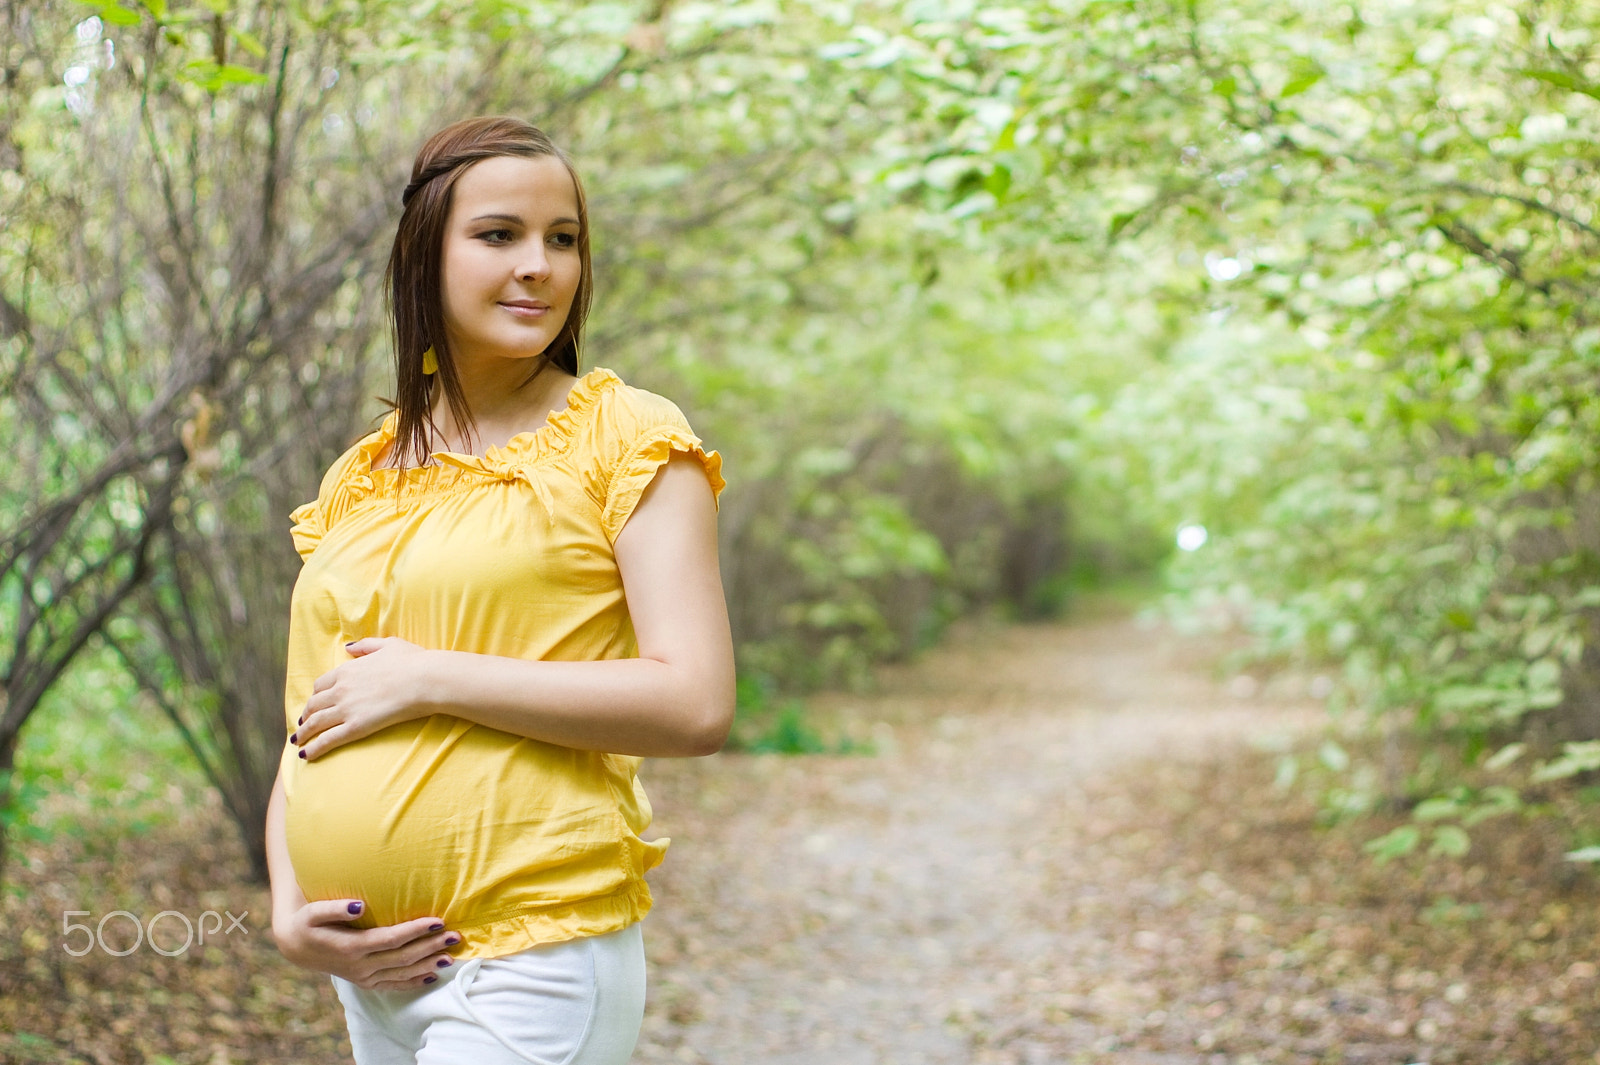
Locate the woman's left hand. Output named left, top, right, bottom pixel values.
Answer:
left=293, top=637, right=433, bottom=760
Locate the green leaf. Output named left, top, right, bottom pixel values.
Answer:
left=1525, top=656, right=1562, bottom=692
left=1429, top=825, right=1471, bottom=857
left=1483, top=742, right=1525, bottom=771
left=1462, top=786, right=1522, bottom=827
left=1280, top=58, right=1324, bottom=100
left=1522, top=68, right=1600, bottom=100
left=230, top=28, right=268, bottom=58
left=1563, top=846, right=1600, bottom=863
left=1413, top=796, right=1460, bottom=822
left=179, top=59, right=268, bottom=91
left=215, top=63, right=267, bottom=84
left=1434, top=685, right=1508, bottom=711
left=984, top=164, right=1011, bottom=202
left=1365, top=825, right=1420, bottom=865
left=73, top=0, right=142, bottom=25
left=1532, top=741, right=1600, bottom=783
left=1420, top=895, right=1483, bottom=925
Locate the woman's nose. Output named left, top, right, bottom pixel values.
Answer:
left=517, top=252, right=551, bottom=282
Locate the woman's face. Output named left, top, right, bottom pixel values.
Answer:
left=439, top=154, right=582, bottom=367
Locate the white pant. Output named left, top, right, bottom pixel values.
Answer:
left=330, top=922, right=645, bottom=1065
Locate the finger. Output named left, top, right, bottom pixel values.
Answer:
left=367, top=929, right=461, bottom=976
left=345, top=637, right=387, bottom=656
left=307, top=702, right=362, bottom=750
left=366, top=916, right=452, bottom=953
left=300, top=684, right=338, bottom=725
left=298, top=694, right=336, bottom=732
left=300, top=713, right=366, bottom=754
left=300, top=716, right=337, bottom=757
left=294, top=702, right=339, bottom=745
left=403, top=916, right=455, bottom=944
left=337, top=920, right=436, bottom=958
left=356, top=923, right=459, bottom=986
left=367, top=950, right=458, bottom=991
left=306, top=899, right=370, bottom=926
left=366, top=974, right=435, bottom=992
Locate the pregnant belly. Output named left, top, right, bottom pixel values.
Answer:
left=283, top=716, right=632, bottom=931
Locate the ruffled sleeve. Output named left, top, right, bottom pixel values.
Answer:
left=585, top=385, right=725, bottom=546
left=288, top=498, right=326, bottom=562
left=286, top=426, right=388, bottom=563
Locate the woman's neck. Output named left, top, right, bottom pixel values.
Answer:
left=426, top=355, right=577, bottom=455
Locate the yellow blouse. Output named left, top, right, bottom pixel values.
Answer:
left=278, top=367, right=724, bottom=961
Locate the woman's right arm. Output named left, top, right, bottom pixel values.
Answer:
left=265, top=768, right=312, bottom=927
left=266, top=765, right=459, bottom=990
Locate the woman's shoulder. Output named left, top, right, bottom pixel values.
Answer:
left=578, top=368, right=701, bottom=446
left=576, top=369, right=724, bottom=539
left=287, top=423, right=387, bottom=513
left=322, top=415, right=397, bottom=488
left=586, top=367, right=686, bottom=415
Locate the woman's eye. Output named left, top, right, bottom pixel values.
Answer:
left=551, top=232, right=578, bottom=248
left=479, top=229, right=513, bottom=244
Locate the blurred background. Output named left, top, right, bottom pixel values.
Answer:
left=2, top=0, right=1599, bottom=1061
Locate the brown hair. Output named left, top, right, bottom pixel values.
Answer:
left=382, top=116, right=592, bottom=469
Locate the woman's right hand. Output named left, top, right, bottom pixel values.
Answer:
left=272, top=899, right=460, bottom=990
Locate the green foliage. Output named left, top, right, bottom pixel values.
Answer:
left=7, top=640, right=205, bottom=841
left=833, top=0, right=1600, bottom=863
left=1532, top=741, right=1600, bottom=783
left=1363, top=825, right=1421, bottom=865
left=4, top=0, right=1135, bottom=888
left=744, top=705, right=833, bottom=756
left=723, top=675, right=871, bottom=756
left=14, top=0, right=1600, bottom=876
left=1418, top=894, right=1484, bottom=925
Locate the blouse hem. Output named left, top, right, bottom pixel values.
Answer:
left=447, top=879, right=656, bottom=962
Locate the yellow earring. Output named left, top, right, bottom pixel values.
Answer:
left=421, top=346, right=438, bottom=375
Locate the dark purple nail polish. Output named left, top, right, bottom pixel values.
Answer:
left=436, top=958, right=452, bottom=968
left=444, top=935, right=460, bottom=946
left=423, top=975, right=437, bottom=984
left=348, top=901, right=363, bottom=915
left=299, top=749, right=307, bottom=759
left=428, top=922, right=443, bottom=931
left=298, top=715, right=304, bottom=725
left=290, top=732, right=298, bottom=744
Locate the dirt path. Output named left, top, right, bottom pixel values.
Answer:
left=631, top=613, right=1324, bottom=1064
left=6, top=609, right=1594, bottom=1064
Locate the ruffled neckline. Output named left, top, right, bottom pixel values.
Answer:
left=347, top=366, right=623, bottom=499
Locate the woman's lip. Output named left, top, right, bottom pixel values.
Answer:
left=499, top=302, right=550, bottom=317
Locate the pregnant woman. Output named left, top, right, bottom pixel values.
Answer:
left=263, top=115, right=734, bottom=1065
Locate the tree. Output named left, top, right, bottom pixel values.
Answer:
left=6, top=0, right=1107, bottom=881
left=852, top=0, right=1600, bottom=856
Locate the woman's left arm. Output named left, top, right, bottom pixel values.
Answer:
left=292, top=452, right=735, bottom=760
